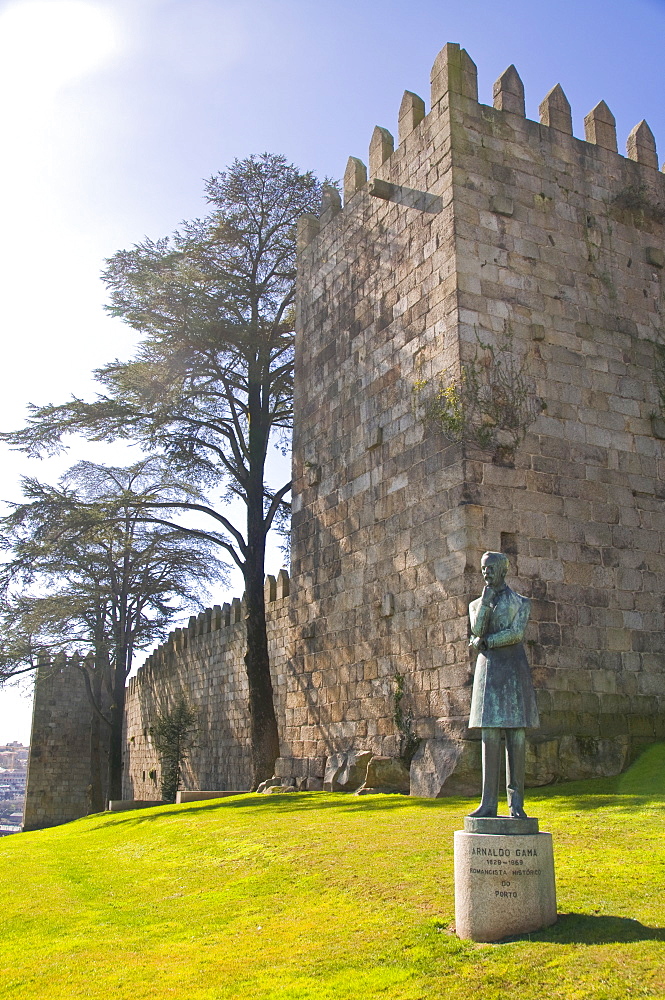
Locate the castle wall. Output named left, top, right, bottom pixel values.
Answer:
left=287, top=43, right=665, bottom=779
left=24, top=44, right=665, bottom=821
left=23, top=656, right=98, bottom=830
left=450, top=72, right=665, bottom=752
left=122, top=574, right=291, bottom=798
left=288, top=55, right=472, bottom=769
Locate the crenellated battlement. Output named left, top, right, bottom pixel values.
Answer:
left=26, top=43, right=665, bottom=822
left=292, top=37, right=665, bottom=792
left=127, top=569, right=290, bottom=695
left=23, top=648, right=106, bottom=830
left=298, top=41, right=663, bottom=249
left=27, top=569, right=291, bottom=698
left=123, top=569, right=292, bottom=798
left=27, top=568, right=292, bottom=819
left=33, top=649, right=100, bottom=675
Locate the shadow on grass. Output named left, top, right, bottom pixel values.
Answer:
left=80, top=743, right=665, bottom=833
left=536, top=794, right=665, bottom=813
left=86, top=791, right=467, bottom=831
left=524, top=912, right=665, bottom=945
left=533, top=743, right=665, bottom=802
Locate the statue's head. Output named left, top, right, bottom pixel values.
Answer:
left=480, top=551, right=509, bottom=588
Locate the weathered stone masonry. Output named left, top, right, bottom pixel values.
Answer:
left=287, top=43, right=665, bottom=784
left=23, top=654, right=108, bottom=830
left=25, top=43, right=665, bottom=823
left=122, top=571, right=291, bottom=798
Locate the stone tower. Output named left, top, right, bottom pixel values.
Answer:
left=288, top=43, right=665, bottom=785
left=23, top=654, right=105, bottom=830
left=28, top=43, right=665, bottom=816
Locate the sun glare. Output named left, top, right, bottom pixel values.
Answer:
left=0, top=0, right=118, bottom=96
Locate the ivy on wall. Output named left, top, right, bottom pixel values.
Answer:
left=149, top=697, right=198, bottom=803
left=413, top=332, right=544, bottom=463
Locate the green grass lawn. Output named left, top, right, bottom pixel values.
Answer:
left=2, top=746, right=665, bottom=1000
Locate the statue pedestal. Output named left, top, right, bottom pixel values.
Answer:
left=454, top=816, right=557, bottom=942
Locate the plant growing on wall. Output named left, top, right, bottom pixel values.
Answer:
left=654, top=342, right=665, bottom=412
left=149, top=697, right=198, bottom=803
left=413, top=333, right=543, bottom=462
left=610, top=184, right=665, bottom=228
left=1, top=154, right=325, bottom=789
left=650, top=341, right=665, bottom=438
left=393, top=673, right=420, bottom=767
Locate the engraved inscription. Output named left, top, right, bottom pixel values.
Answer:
left=468, top=845, right=543, bottom=898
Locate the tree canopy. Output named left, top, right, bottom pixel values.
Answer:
left=2, top=153, right=326, bottom=786
left=0, top=458, right=225, bottom=803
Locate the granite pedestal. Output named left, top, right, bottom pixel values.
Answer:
left=454, top=816, right=556, bottom=942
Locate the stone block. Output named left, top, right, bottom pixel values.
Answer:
left=108, top=799, right=166, bottom=812
left=337, top=749, right=372, bottom=790
left=398, top=90, right=426, bottom=143
left=276, top=570, right=290, bottom=599
left=323, top=752, right=347, bottom=791
left=320, top=184, right=342, bottom=227
left=343, top=156, right=367, bottom=203
left=430, top=43, right=478, bottom=106
left=274, top=757, right=294, bottom=778
left=368, top=178, right=395, bottom=201
left=539, top=84, right=572, bottom=135
left=525, top=738, right=561, bottom=786
left=490, top=195, right=513, bottom=217
left=410, top=737, right=465, bottom=797
left=366, top=424, right=383, bottom=448
left=256, top=778, right=280, bottom=793
left=175, top=790, right=246, bottom=803
left=583, top=100, right=617, bottom=152
left=557, top=734, right=629, bottom=779
left=454, top=829, right=556, bottom=942
left=307, top=756, right=326, bottom=778
left=651, top=415, right=665, bottom=439
left=646, top=247, right=664, bottom=269
left=297, top=213, right=320, bottom=252
left=626, top=120, right=658, bottom=169
left=369, top=126, right=394, bottom=176
left=356, top=755, right=410, bottom=794
left=492, top=64, right=525, bottom=117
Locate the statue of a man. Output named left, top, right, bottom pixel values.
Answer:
left=467, top=551, right=539, bottom=819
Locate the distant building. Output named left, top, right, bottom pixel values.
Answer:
left=0, top=823, right=22, bottom=836
left=0, top=744, right=28, bottom=834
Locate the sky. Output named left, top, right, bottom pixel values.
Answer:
left=0, top=0, right=663, bottom=742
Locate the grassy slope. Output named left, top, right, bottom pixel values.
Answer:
left=1, top=746, right=665, bottom=1000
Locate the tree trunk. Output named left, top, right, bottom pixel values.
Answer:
left=107, top=658, right=127, bottom=801
left=88, top=663, right=105, bottom=813
left=244, top=573, right=280, bottom=788
left=244, top=461, right=280, bottom=788
left=79, top=645, right=112, bottom=812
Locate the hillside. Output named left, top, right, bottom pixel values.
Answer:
left=1, top=745, right=665, bottom=1000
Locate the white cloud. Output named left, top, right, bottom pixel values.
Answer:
left=0, top=1, right=120, bottom=99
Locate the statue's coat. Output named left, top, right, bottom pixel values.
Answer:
left=468, top=587, right=539, bottom=729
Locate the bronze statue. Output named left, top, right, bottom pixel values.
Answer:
left=468, top=551, right=539, bottom=818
